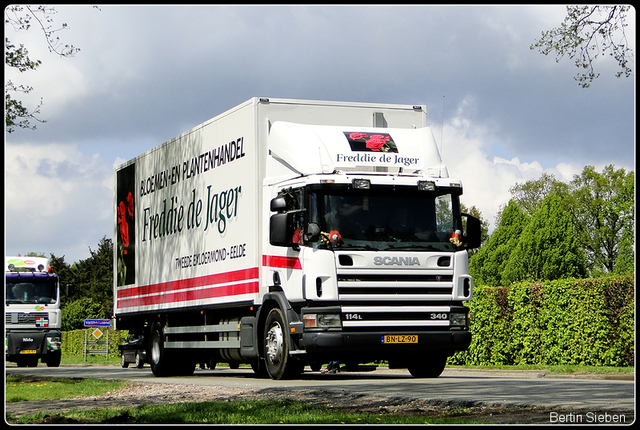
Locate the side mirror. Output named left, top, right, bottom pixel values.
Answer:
left=462, top=214, right=481, bottom=249
left=306, top=222, right=321, bottom=242
left=269, top=213, right=291, bottom=247
left=270, top=197, right=287, bottom=212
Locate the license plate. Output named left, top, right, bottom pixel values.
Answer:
left=20, top=350, right=37, bottom=354
left=381, top=335, right=418, bottom=344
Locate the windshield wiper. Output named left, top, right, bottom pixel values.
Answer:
left=383, top=244, right=438, bottom=251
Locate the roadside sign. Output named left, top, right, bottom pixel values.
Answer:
left=92, top=328, right=103, bottom=339
left=84, top=319, right=111, bottom=327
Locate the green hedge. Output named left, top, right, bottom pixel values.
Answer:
left=62, top=328, right=128, bottom=358
left=59, top=276, right=633, bottom=367
left=451, top=275, right=634, bottom=366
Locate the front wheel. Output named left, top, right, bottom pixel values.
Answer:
left=407, top=355, right=448, bottom=378
left=263, top=308, right=303, bottom=380
left=121, top=353, right=129, bottom=368
left=45, top=351, right=61, bottom=368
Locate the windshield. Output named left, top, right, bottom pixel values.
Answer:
left=6, top=277, right=58, bottom=304
left=309, top=185, right=463, bottom=251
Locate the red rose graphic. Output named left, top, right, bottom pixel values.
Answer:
left=126, top=192, right=134, bottom=217
left=118, top=201, right=130, bottom=250
left=349, top=132, right=368, bottom=140
left=365, top=134, right=390, bottom=151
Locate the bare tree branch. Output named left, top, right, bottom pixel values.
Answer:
left=531, top=5, right=633, bottom=88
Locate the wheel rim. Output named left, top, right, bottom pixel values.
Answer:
left=151, top=331, right=161, bottom=365
left=265, top=321, right=284, bottom=365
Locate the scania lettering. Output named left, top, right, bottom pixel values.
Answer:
left=5, top=257, right=62, bottom=367
left=113, top=97, right=481, bottom=380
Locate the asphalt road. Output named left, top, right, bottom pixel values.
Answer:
left=6, top=364, right=635, bottom=414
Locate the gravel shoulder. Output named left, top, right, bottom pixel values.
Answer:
left=5, top=378, right=634, bottom=424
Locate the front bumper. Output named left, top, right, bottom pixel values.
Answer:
left=5, top=329, right=62, bottom=359
left=301, top=329, right=470, bottom=362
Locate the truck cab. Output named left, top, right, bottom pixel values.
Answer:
left=5, top=257, right=62, bottom=367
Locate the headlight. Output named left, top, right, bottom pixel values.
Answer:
left=303, top=313, right=342, bottom=329
left=352, top=179, right=370, bottom=189
left=418, top=180, right=436, bottom=191
left=449, top=313, right=468, bottom=327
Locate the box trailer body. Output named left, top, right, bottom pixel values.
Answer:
left=113, top=97, right=480, bottom=379
left=5, top=257, right=62, bottom=367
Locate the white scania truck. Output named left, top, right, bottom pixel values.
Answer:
left=5, top=257, right=62, bottom=367
left=113, top=97, right=481, bottom=379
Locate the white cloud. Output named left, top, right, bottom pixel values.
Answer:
left=5, top=142, right=113, bottom=262
left=4, top=5, right=633, bottom=263
left=440, top=97, right=585, bottom=230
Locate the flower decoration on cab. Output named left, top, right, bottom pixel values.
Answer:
left=345, top=132, right=398, bottom=153
left=321, top=230, right=342, bottom=244
left=449, top=230, right=463, bottom=247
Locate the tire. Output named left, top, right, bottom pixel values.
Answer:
left=45, top=351, right=61, bottom=368
left=150, top=322, right=195, bottom=376
left=150, top=322, right=170, bottom=376
left=263, top=308, right=303, bottom=380
left=407, top=355, right=447, bottom=378
left=135, top=351, right=144, bottom=368
left=121, top=353, right=129, bottom=368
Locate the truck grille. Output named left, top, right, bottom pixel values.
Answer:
left=6, top=312, right=49, bottom=325
left=335, top=269, right=458, bottom=331
left=337, top=273, right=453, bottom=300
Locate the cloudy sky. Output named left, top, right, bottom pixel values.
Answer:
left=5, top=5, right=635, bottom=264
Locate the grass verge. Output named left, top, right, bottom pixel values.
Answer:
left=448, top=363, right=634, bottom=375
left=7, top=399, right=478, bottom=425
left=5, top=375, right=479, bottom=424
left=6, top=375, right=127, bottom=402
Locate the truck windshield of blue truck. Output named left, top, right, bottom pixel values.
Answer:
left=306, top=184, right=464, bottom=252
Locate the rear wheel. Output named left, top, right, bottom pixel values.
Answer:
left=263, top=308, right=303, bottom=380
left=149, top=322, right=195, bottom=376
left=150, top=322, right=170, bottom=376
left=135, top=351, right=144, bottom=368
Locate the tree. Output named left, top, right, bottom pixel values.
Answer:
left=502, top=165, right=634, bottom=277
left=5, top=5, right=80, bottom=132
left=531, top=5, right=633, bottom=88
left=503, top=194, right=587, bottom=284
left=469, top=200, right=529, bottom=286
left=508, top=173, right=569, bottom=217
left=48, top=253, right=74, bottom=306
left=70, top=236, right=114, bottom=314
left=566, top=165, right=634, bottom=275
left=61, top=297, right=106, bottom=331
